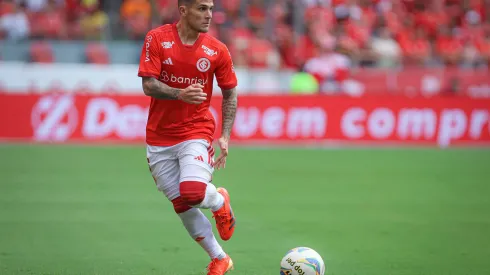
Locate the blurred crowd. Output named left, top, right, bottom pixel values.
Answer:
left=1, top=0, right=490, bottom=71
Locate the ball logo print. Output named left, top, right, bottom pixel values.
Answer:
left=31, top=95, right=78, bottom=141
left=197, top=58, right=211, bottom=72
left=280, top=247, right=325, bottom=275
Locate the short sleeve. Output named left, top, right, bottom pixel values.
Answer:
left=215, top=46, right=237, bottom=90
left=138, top=32, right=161, bottom=79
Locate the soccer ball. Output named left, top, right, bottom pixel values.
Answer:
left=280, top=247, right=325, bottom=275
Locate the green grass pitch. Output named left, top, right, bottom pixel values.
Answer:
left=1, top=144, right=490, bottom=275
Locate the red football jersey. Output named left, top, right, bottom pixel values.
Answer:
left=138, top=23, right=237, bottom=146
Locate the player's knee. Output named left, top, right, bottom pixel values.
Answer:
left=180, top=181, right=207, bottom=206
left=171, top=196, right=192, bottom=214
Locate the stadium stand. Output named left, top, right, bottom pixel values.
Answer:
left=1, top=0, right=488, bottom=67
left=1, top=0, right=489, bottom=95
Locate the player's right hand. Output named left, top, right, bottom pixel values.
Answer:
left=178, top=84, right=207, bottom=104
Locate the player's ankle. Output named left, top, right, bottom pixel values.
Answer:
left=215, top=252, right=226, bottom=260
left=211, top=193, right=224, bottom=212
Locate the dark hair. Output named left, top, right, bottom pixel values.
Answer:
left=178, top=0, right=194, bottom=6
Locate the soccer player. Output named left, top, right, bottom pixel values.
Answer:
left=137, top=0, right=237, bottom=274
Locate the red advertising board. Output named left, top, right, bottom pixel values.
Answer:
left=1, top=94, right=489, bottom=147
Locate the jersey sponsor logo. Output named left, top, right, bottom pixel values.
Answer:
left=197, top=58, right=211, bottom=72
left=161, top=41, right=175, bottom=49
left=202, top=45, right=218, bottom=56
left=162, top=57, right=173, bottom=65
left=160, top=71, right=208, bottom=85
left=145, top=35, right=153, bottom=62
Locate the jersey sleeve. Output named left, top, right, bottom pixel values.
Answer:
left=138, top=31, right=161, bottom=79
left=215, top=45, right=238, bottom=90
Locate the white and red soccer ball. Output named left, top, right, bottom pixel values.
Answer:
left=280, top=247, right=326, bottom=275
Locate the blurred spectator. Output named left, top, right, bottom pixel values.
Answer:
left=24, top=0, right=63, bottom=12
left=65, top=0, right=82, bottom=23
left=303, top=35, right=352, bottom=94
left=121, top=0, right=151, bottom=39
left=370, top=26, right=401, bottom=68
left=24, top=0, right=48, bottom=12
left=29, top=0, right=65, bottom=39
left=0, top=1, right=15, bottom=17
left=461, top=40, right=481, bottom=68
left=400, top=26, right=431, bottom=66
left=476, top=27, right=490, bottom=66
left=156, top=0, right=179, bottom=25
left=413, top=0, right=448, bottom=39
left=227, top=20, right=253, bottom=67
left=79, top=0, right=108, bottom=40
left=247, top=0, right=266, bottom=31
left=435, top=25, right=463, bottom=66
left=0, top=1, right=29, bottom=41
left=121, top=0, right=151, bottom=21
left=246, top=27, right=281, bottom=69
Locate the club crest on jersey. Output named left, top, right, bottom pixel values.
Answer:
left=202, top=45, right=218, bottom=56
left=197, top=58, right=211, bottom=72
left=161, top=41, right=175, bottom=49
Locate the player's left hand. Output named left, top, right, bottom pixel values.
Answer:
left=214, top=137, right=229, bottom=170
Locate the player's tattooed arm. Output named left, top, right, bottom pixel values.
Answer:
left=214, top=87, right=237, bottom=169
left=142, top=77, right=180, bottom=100
left=221, top=87, right=238, bottom=139
left=142, top=77, right=207, bottom=104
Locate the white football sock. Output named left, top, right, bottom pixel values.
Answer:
left=194, top=183, right=224, bottom=212
left=178, top=208, right=225, bottom=259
